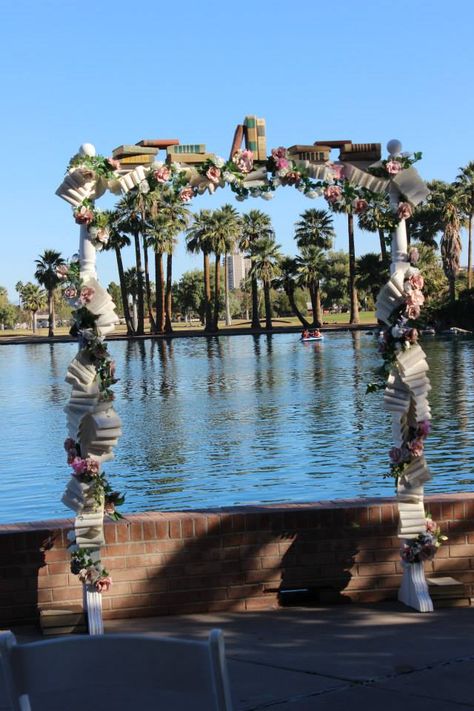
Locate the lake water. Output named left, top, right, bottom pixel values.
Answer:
left=0, top=332, right=473, bottom=524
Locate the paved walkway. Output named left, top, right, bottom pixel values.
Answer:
left=5, top=602, right=474, bottom=710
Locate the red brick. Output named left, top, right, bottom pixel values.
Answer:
left=182, top=519, right=194, bottom=538
left=227, top=584, right=263, bottom=599
left=448, top=544, right=474, bottom=557
left=51, top=588, right=82, bottom=602
left=142, top=521, right=156, bottom=539
left=104, top=524, right=116, bottom=545
left=245, top=596, right=278, bottom=611
left=116, top=524, right=130, bottom=543
left=37, top=574, right=68, bottom=589
left=169, top=520, right=182, bottom=539
left=358, top=562, right=396, bottom=577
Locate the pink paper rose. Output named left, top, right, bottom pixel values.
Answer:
left=206, top=166, right=221, bottom=184
left=328, top=163, right=345, bottom=181
left=79, top=286, right=96, bottom=304
left=405, top=328, right=419, bottom=344
left=397, top=202, right=412, bottom=220
left=71, top=457, right=87, bottom=475
left=179, top=187, right=194, bottom=203
left=233, top=149, right=254, bottom=174
left=271, top=147, right=288, bottom=160
left=406, top=289, right=425, bottom=307
left=417, top=420, right=431, bottom=437
left=95, top=576, right=113, bottom=593
left=406, top=304, right=421, bottom=320
left=386, top=160, right=403, bottom=175
left=353, top=198, right=368, bottom=214
left=408, top=438, right=424, bottom=457
left=324, top=185, right=342, bottom=203
left=74, top=206, right=94, bottom=225
left=275, top=157, right=289, bottom=170
left=284, top=171, right=301, bottom=184
left=64, top=287, right=77, bottom=299
left=154, top=166, right=171, bottom=183
left=409, top=273, right=424, bottom=290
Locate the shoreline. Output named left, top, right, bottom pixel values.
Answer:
left=0, top=321, right=378, bottom=346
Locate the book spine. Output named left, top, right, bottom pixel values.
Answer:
left=244, top=115, right=258, bottom=156
left=230, top=124, right=244, bottom=158
left=136, top=139, right=179, bottom=148
left=256, top=118, right=266, bottom=161
left=168, top=144, right=206, bottom=154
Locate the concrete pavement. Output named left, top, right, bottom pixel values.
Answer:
left=6, top=602, right=474, bottom=709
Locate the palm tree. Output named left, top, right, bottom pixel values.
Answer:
left=455, top=161, right=474, bottom=289
left=356, top=194, right=389, bottom=261
left=218, top=204, right=241, bottom=327
left=17, top=282, right=46, bottom=333
left=274, top=256, right=310, bottom=327
left=186, top=210, right=215, bottom=332
left=115, top=192, right=148, bottom=335
left=328, top=197, right=359, bottom=323
left=294, top=245, right=327, bottom=328
left=206, top=206, right=241, bottom=332
left=356, top=252, right=390, bottom=306
left=412, top=180, right=463, bottom=302
left=101, top=210, right=134, bottom=335
left=250, top=236, right=281, bottom=330
left=240, top=210, right=274, bottom=330
left=149, top=187, right=191, bottom=333
left=123, top=267, right=140, bottom=331
left=34, top=250, right=65, bottom=337
left=294, top=209, right=334, bottom=327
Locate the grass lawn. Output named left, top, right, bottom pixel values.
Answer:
left=0, top=312, right=377, bottom=339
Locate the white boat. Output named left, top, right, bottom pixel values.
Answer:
left=301, top=335, right=324, bottom=342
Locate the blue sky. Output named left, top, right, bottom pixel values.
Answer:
left=1, top=0, right=473, bottom=300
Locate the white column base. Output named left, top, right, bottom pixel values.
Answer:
left=398, top=560, right=433, bottom=612
left=83, top=584, right=104, bottom=635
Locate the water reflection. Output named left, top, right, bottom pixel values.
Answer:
left=1, top=334, right=474, bottom=523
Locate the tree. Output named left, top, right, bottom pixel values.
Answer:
left=34, top=249, right=65, bottom=337
left=101, top=210, right=134, bottom=335
left=115, top=192, right=149, bottom=335
left=0, top=287, right=16, bottom=329
left=356, top=193, right=390, bottom=261
left=16, top=282, right=46, bottom=332
left=186, top=210, right=215, bottom=332
left=412, top=180, right=463, bottom=302
left=294, top=209, right=334, bottom=327
left=206, top=205, right=241, bottom=332
left=295, top=246, right=328, bottom=327
left=240, top=210, right=274, bottom=330
left=123, top=267, right=140, bottom=332
left=326, top=189, right=360, bottom=323
left=249, top=235, right=281, bottom=330
left=174, top=270, right=205, bottom=323
left=149, top=186, right=191, bottom=334
left=356, top=253, right=390, bottom=307
left=218, top=204, right=241, bottom=327
left=455, top=161, right=474, bottom=289
left=107, top=282, right=123, bottom=317
left=323, top=251, right=350, bottom=310
left=273, top=256, right=310, bottom=327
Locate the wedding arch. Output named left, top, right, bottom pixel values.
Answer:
left=55, top=117, right=439, bottom=633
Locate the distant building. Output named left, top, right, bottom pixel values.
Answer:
left=226, top=250, right=250, bottom=290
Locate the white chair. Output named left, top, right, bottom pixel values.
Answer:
left=0, top=629, right=233, bottom=711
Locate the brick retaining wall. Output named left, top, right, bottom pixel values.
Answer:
left=1, top=494, right=474, bottom=626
